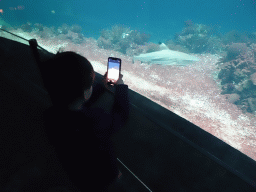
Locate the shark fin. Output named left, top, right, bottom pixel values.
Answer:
left=159, top=43, right=170, bottom=51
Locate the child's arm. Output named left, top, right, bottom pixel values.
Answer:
left=84, top=82, right=104, bottom=105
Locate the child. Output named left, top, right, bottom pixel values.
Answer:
left=42, top=51, right=129, bottom=191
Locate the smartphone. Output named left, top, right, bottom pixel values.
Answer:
left=107, top=57, right=121, bottom=86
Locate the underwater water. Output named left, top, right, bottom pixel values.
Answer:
left=1, top=0, right=256, bottom=163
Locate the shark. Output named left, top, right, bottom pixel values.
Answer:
left=133, top=43, right=200, bottom=66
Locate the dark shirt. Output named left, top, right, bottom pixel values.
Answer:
left=43, top=83, right=130, bottom=191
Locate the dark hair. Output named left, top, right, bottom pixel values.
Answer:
left=42, top=51, right=95, bottom=107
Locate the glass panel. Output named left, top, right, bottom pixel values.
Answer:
left=1, top=0, right=255, bottom=162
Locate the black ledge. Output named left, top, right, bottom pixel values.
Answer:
left=94, top=71, right=256, bottom=189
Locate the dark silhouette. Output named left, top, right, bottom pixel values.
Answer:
left=42, top=52, right=130, bottom=191
left=41, top=51, right=95, bottom=107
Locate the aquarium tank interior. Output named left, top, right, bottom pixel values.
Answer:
left=0, top=0, right=256, bottom=191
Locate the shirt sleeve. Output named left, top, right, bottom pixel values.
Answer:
left=110, top=84, right=130, bottom=134
left=84, top=82, right=106, bottom=107
left=87, top=84, right=130, bottom=139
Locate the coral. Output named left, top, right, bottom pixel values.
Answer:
left=247, top=32, right=256, bottom=44
left=130, top=30, right=151, bottom=45
left=71, top=24, right=82, bottom=34
left=206, top=36, right=225, bottom=54
left=111, top=25, right=127, bottom=44
left=225, top=43, right=248, bottom=61
left=66, top=31, right=84, bottom=44
left=100, top=29, right=111, bottom=40
left=57, top=24, right=69, bottom=35
left=250, top=72, right=256, bottom=85
left=0, top=17, right=13, bottom=29
left=98, top=25, right=151, bottom=54
left=39, top=26, right=56, bottom=39
left=126, top=43, right=146, bottom=57
left=0, top=24, right=13, bottom=31
left=248, top=98, right=256, bottom=114
left=165, top=40, right=190, bottom=53
left=32, top=24, right=58, bottom=41
left=34, top=23, right=44, bottom=32
left=174, top=21, right=220, bottom=54
left=118, top=38, right=131, bottom=53
left=222, top=30, right=252, bottom=45
left=145, top=42, right=160, bottom=53
left=34, top=24, right=85, bottom=44
left=223, top=83, right=236, bottom=93
left=40, top=30, right=50, bottom=39
left=217, top=43, right=256, bottom=114
left=21, top=22, right=33, bottom=32
left=72, top=36, right=84, bottom=44
left=97, top=36, right=113, bottom=50
left=57, top=34, right=67, bottom=40
left=98, top=25, right=130, bottom=53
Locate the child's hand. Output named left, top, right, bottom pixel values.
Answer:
left=102, top=72, right=124, bottom=88
left=102, top=72, right=112, bottom=90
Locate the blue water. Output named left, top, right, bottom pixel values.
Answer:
left=2, top=0, right=256, bottom=43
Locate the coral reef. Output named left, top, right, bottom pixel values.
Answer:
left=165, top=39, right=190, bottom=53
left=55, top=24, right=85, bottom=43
left=97, top=25, right=151, bottom=55
left=28, top=23, right=85, bottom=44
left=217, top=43, right=256, bottom=115
left=173, top=20, right=224, bottom=54
left=21, top=22, right=33, bottom=32
left=222, top=30, right=256, bottom=45
left=70, top=24, right=82, bottom=34
left=34, top=23, right=44, bottom=32
left=57, top=24, right=69, bottom=35
left=172, top=21, right=256, bottom=55
left=224, top=43, right=249, bottom=62
left=0, top=17, right=14, bottom=30
left=39, top=26, right=56, bottom=39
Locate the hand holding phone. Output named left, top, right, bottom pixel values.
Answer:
left=116, top=73, right=124, bottom=85
left=104, top=57, right=123, bottom=88
left=102, top=72, right=124, bottom=92
left=103, top=72, right=124, bottom=86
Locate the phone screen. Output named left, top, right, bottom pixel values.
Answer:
left=107, top=57, right=121, bottom=85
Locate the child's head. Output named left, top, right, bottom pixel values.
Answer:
left=42, top=51, right=95, bottom=107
